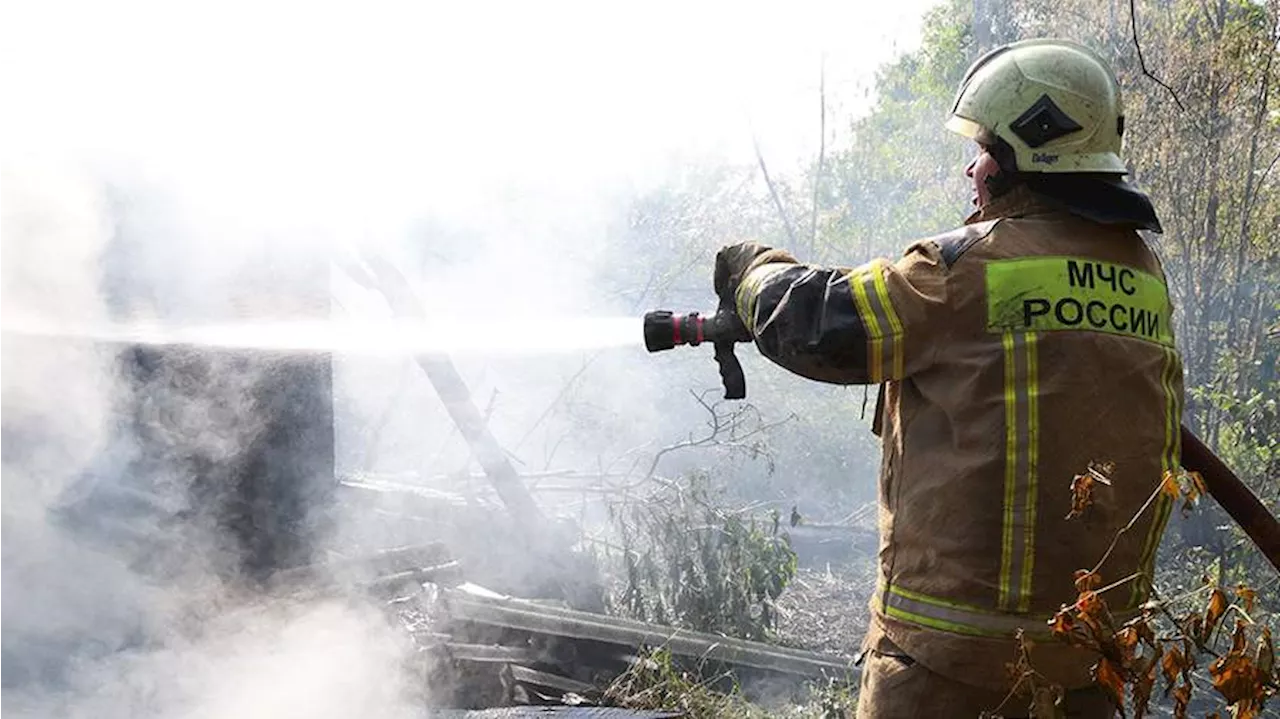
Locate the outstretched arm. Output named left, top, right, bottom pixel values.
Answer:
left=727, top=243, right=952, bottom=385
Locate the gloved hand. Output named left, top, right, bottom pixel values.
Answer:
left=714, top=242, right=798, bottom=305
left=713, top=242, right=797, bottom=344
left=714, top=242, right=775, bottom=304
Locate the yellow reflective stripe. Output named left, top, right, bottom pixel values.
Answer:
left=859, top=262, right=902, bottom=381
left=883, top=605, right=1003, bottom=638
left=849, top=266, right=884, bottom=382
left=1019, top=332, right=1040, bottom=613
left=881, top=584, right=1139, bottom=639
left=869, top=261, right=905, bottom=379
left=879, top=584, right=1055, bottom=639
left=888, top=583, right=990, bottom=615
left=735, top=263, right=791, bottom=332
left=999, top=330, right=1037, bottom=612
left=999, top=330, right=1018, bottom=607
left=1132, top=345, right=1179, bottom=606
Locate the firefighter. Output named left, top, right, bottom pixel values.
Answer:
left=716, top=39, right=1183, bottom=717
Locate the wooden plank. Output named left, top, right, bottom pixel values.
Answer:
left=432, top=709, right=681, bottom=718
left=442, top=642, right=537, bottom=664
left=442, top=585, right=856, bottom=680
left=508, top=665, right=598, bottom=695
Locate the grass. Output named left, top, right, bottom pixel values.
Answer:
left=603, top=647, right=858, bottom=718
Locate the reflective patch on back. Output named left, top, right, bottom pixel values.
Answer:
left=985, top=256, right=1174, bottom=346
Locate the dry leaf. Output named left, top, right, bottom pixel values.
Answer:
left=1256, top=627, right=1273, bottom=679
left=1160, top=470, right=1180, bottom=499
left=1115, top=626, right=1141, bottom=667
left=1067, top=462, right=1118, bottom=519
left=1180, top=471, right=1207, bottom=515
left=1133, top=618, right=1157, bottom=649
left=1180, top=613, right=1203, bottom=646
left=1187, top=471, right=1207, bottom=500
left=1092, top=657, right=1126, bottom=714
left=1171, top=681, right=1191, bottom=719
left=1202, top=587, right=1228, bottom=643
left=1116, top=626, right=1139, bottom=651
left=1074, top=569, right=1102, bottom=592
left=1049, top=610, right=1075, bottom=641
left=1235, top=584, right=1258, bottom=614
left=1230, top=619, right=1249, bottom=654
left=1162, top=643, right=1192, bottom=695
left=1207, top=621, right=1269, bottom=717
left=1075, top=590, right=1116, bottom=641
left=1066, top=473, right=1095, bottom=520
left=1131, top=654, right=1157, bottom=719
left=1209, top=652, right=1258, bottom=704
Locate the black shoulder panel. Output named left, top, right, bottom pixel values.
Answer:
left=926, top=219, right=1001, bottom=268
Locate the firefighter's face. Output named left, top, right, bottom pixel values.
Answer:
left=965, top=146, right=1002, bottom=208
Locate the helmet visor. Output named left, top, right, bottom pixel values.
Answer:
left=944, top=115, right=996, bottom=145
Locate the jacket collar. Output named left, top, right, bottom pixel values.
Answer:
left=964, top=179, right=1163, bottom=233
left=964, top=184, right=1056, bottom=225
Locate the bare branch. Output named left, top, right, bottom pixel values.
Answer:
left=512, top=358, right=595, bottom=453
left=1128, top=0, right=1190, bottom=113
left=1253, top=149, right=1280, bottom=200
left=809, top=54, right=826, bottom=259
left=752, top=132, right=800, bottom=247
left=610, top=389, right=794, bottom=491
left=1088, top=472, right=1166, bottom=577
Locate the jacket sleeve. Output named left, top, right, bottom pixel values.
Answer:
left=733, top=242, right=951, bottom=385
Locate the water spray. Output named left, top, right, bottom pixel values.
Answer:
left=2, top=315, right=641, bottom=356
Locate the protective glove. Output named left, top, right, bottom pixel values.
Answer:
left=712, top=242, right=797, bottom=343
left=713, top=242, right=776, bottom=304
left=714, top=242, right=800, bottom=303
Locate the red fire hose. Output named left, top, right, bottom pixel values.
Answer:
left=1181, top=425, right=1280, bottom=573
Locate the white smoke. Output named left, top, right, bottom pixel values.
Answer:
left=0, top=157, right=429, bottom=718
left=3, top=598, right=422, bottom=719
left=1, top=1, right=940, bottom=715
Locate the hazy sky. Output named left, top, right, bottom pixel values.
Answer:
left=5, top=0, right=943, bottom=225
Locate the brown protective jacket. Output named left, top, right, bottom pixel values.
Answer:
left=734, top=185, right=1185, bottom=691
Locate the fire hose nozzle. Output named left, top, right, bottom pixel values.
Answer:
left=643, top=310, right=705, bottom=352
left=643, top=309, right=749, bottom=400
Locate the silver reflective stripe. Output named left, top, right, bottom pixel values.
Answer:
left=879, top=584, right=1054, bottom=638
left=859, top=263, right=903, bottom=380
left=1131, top=344, right=1180, bottom=606
left=880, top=584, right=1137, bottom=640
left=847, top=264, right=887, bottom=381
left=999, top=331, right=1039, bottom=613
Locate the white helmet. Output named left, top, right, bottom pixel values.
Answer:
left=946, top=39, right=1127, bottom=174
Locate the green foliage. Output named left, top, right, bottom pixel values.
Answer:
left=601, top=0, right=1279, bottom=626
left=604, top=647, right=858, bottom=719
left=604, top=647, right=767, bottom=718
left=951, top=0, right=1280, bottom=643
left=814, top=0, right=975, bottom=265
left=605, top=472, right=799, bottom=641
